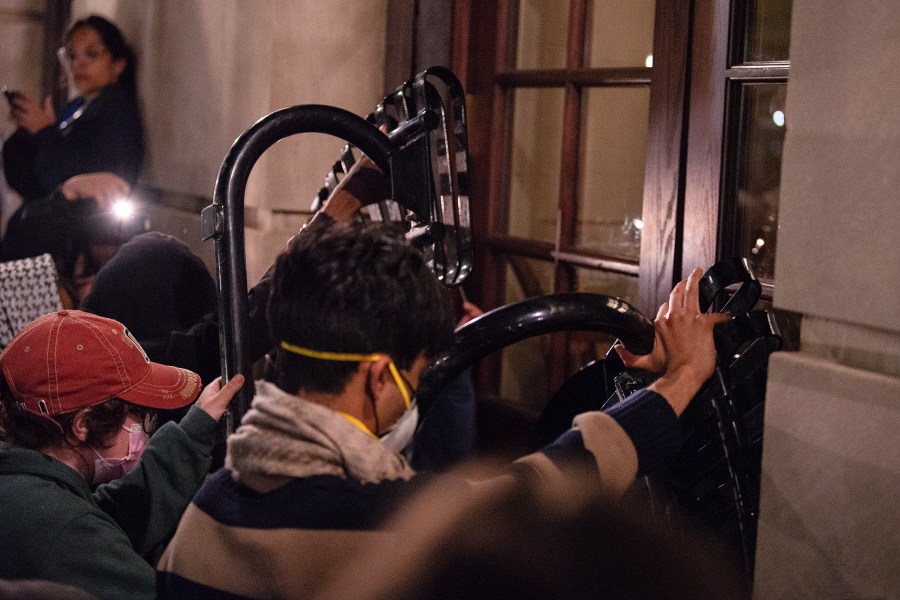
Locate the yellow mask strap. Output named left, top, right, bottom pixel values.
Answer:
left=280, top=341, right=380, bottom=362
left=280, top=341, right=412, bottom=409
left=336, top=411, right=378, bottom=439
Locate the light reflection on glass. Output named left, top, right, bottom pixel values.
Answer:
left=734, top=84, right=786, bottom=280
left=576, top=87, right=650, bottom=259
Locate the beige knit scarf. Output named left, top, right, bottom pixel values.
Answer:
left=226, top=380, right=415, bottom=486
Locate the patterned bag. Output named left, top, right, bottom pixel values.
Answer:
left=0, top=254, right=63, bottom=349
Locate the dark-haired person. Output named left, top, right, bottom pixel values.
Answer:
left=2, top=15, right=145, bottom=297
left=0, top=171, right=133, bottom=303
left=3, top=14, right=143, bottom=200
left=0, top=310, right=244, bottom=600
left=156, top=221, right=728, bottom=599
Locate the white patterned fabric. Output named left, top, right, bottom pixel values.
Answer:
left=0, top=254, right=63, bottom=349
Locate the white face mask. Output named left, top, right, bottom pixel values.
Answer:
left=91, top=423, right=149, bottom=485
left=380, top=403, right=418, bottom=455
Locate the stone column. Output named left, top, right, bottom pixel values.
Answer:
left=753, top=2, right=900, bottom=598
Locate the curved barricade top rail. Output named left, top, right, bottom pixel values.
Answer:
left=203, top=105, right=398, bottom=417
left=416, top=293, right=654, bottom=418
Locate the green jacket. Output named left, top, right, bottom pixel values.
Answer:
left=0, top=405, right=219, bottom=600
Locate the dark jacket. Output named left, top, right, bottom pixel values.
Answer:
left=2, top=82, right=144, bottom=202
left=0, top=405, right=220, bottom=600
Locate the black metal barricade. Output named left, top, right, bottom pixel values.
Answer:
left=206, top=65, right=779, bottom=583
left=417, top=257, right=782, bottom=580
left=203, top=68, right=474, bottom=419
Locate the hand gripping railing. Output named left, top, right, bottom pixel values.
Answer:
left=416, top=257, right=781, bottom=580
left=416, top=294, right=655, bottom=418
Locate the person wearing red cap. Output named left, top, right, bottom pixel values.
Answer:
left=0, top=310, right=245, bottom=600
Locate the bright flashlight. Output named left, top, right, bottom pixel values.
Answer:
left=112, top=198, right=135, bottom=220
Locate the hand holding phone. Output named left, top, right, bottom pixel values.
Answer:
left=4, top=90, right=55, bottom=133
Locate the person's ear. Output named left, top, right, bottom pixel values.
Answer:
left=111, top=58, right=126, bottom=80
left=365, top=356, right=394, bottom=403
left=69, top=408, right=92, bottom=444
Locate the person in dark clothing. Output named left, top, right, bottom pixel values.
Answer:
left=2, top=16, right=144, bottom=296
left=316, top=466, right=749, bottom=600
left=80, top=230, right=265, bottom=386
left=80, top=232, right=217, bottom=347
left=0, top=172, right=136, bottom=303
left=3, top=15, right=144, bottom=201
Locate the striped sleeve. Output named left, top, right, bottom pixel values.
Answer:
left=514, top=390, right=681, bottom=498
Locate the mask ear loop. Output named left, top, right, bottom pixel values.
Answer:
left=279, top=341, right=412, bottom=437
left=370, top=388, right=381, bottom=437
left=385, top=361, right=412, bottom=410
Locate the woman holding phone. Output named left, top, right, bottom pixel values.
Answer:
left=3, top=14, right=144, bottom=200
left=1, top=15, right=144, bottom=300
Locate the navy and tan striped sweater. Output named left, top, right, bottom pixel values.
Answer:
left=156, top=388, right=680, bottom=600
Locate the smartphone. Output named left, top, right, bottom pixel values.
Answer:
left=2, top=86, right=19, bottom=106
left=2, top=86, right=19, bottom=105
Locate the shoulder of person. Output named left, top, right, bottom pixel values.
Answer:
left=84, top=83, right=138, bottom=116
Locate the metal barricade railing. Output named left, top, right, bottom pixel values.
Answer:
left=203, top=68, right=473, bottom=419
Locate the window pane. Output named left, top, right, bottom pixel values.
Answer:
left=742, top=0, right=793, bottom=62
left=734, top=83, right=786, bottom=280
left=574, top=266, right=638, bottom=304
left=588, top=0, right=656, bottom=68
left=499, top=259, right=555, bottom=410
left=507, top=88, right=565, bottom=243
left=569, top=267, right=639, bottom=375
left=515, top=0, right=571, bottom=70
left=576, top=87, right=649, bottom=259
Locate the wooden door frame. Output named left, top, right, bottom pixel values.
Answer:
left=451, top=0, right=695, bottom=399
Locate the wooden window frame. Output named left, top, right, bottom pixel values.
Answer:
left=684, top=0, right=790, bottom=298
left=452, top=0, right=692, bottom=400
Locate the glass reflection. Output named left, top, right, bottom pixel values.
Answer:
left=507, top=88, right=565, bottom=242
left=576, top=87, right=650, bottom=258
left=574, top=267, right=638, bottom=304
left=570, top=268, right=637, bottom=379
left=500, top=259, right=555, bottom=410
left=516, top=0, right=570, bottom=69
left=742, top=0, right=793, bottom=62
left=735, top=84, right=786, bottom=280
left=588, top=0, right=656, bottom=68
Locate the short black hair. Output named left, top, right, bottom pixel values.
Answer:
left=269, top=220, right=454, bottom=395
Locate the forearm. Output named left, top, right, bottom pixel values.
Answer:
left=647, top=366, right=710, bottom=416
left=318, top=158, right=390, bottom=221
left=514, top=389, right=682, bottom=498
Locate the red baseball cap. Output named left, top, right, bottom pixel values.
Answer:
left=0, top=310, right=201, bottom=416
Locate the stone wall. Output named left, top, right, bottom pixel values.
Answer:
left=0, top=0, right=44, bottom=234
left=72, top=0, right=389, bottom=281
left=753, top=2, right=900, bottom=598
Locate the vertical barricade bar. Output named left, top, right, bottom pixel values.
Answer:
left=206, top=105, right=397, bottom=423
